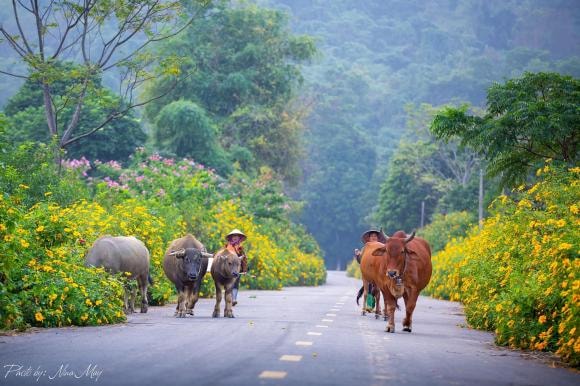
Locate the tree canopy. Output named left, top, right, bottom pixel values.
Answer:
left=431, top=72, right=579, bottom=186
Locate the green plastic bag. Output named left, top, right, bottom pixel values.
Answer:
left=366, top=293, right=375, bottom=309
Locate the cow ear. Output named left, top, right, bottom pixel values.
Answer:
left=372, top=247, right=386, bottom=256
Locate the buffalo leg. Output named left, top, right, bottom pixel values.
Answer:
left=128, top=283, right=137, bottom=313
left=402, top=289, right=418, bottom=332
left=176, top=285, right=187, bottom=318
left=187, top=280, right=202, bottom=315
left=183, top=285, right=193, bottom=316
left=213, top=283, right=223, bottom=318
left=224, top=285, right=234, bottom=318
left=138, top=275, right=148, bottom=313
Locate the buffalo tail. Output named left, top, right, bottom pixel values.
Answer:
left=148, top=273, right=154, bottom=286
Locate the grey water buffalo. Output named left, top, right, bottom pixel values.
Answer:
left=362, top=230, right=432, bottom=333
left=85, top=236, right=151, bottom=313
left=163, top=234, right=213, bottom=317
left=210, top=248, right=241, bottom=318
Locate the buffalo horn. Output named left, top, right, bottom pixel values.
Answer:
left=169, top=248, right=186, bottom=257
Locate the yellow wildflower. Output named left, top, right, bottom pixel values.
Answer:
left=85, top=299, right=92, bottom=306
left=559, top=243, right=572, bottom=251
left=495, top=304, right=503, bottom=312
left=80, top=314, right=88, bottom=321
left=20, top=239, right=30, bottom=248
left=95, top=300, right=102, bottom=306
left=36, top=225, right=45, bottom=232
left=35, top=312, right=44, bottom=322
left=538, top=315, right=547, bottom=324
left=19, top=184, right=29, bottom=189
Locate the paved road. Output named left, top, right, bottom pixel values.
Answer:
left=0, top=271, right=578, bottom=386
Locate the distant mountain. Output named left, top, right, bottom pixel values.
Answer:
left=259, top=0, right=580, bottom=267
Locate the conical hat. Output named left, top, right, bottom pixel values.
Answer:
left=361, top=228, right=387, bottom=244
left=226, top=229, right=247, bottom=242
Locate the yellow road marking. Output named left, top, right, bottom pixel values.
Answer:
left=259, top=371, right=287, bottom=379
left=279, top=355, right=302, bottom=362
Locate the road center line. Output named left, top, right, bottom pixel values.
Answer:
left=307, top=332, right=322, bottom=336
left=280, top=355, right=302, bottom=362
left=259, top=371, right=287, bottom=379
left=321, top=319, right=333, bottom=322
left=315, top=325, right=328, bottom=328
left=326, top=313, right=337, bottom=317
left=296, top=341, right=313, bottom=346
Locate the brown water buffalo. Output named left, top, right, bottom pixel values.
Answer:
left=85, top=236, right=151, bottom=313
left=163, top=234, right=213, bottom=317
left=210, top=248, right=241, bottom=318
left=361, top=231, right=432, bottom=333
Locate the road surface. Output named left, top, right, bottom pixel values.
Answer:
left=0, top=271, right=578, bottom=386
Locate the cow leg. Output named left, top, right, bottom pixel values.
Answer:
left=374, top=289, right=381, bottom=320
left=384, top=292, right=397, bottom=333
left=138, top=275, right=148, bottom=313
left=213, top=283, right=223, bottom=318
left=224, top=284, right=235, bottom=318
left=402, top=289, right=418, bottom=332
left=382, top=289, right=389, bottom=321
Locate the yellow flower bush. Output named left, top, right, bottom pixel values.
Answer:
left=1, top=148, right=325, bottom=330
left=425, top=164, right=579, bottom=366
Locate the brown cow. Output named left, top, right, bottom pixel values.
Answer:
left=361, top=231, right=432, bottom=333
left=163, top=234, right=213, bottom=317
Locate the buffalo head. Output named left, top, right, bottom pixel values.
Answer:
left=170, top=248, right=212, bottom=281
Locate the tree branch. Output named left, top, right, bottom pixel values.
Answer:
left=63, top=75, right=188, bottom=147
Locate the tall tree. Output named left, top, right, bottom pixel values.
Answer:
left=144, top=3, right=315, bottom=183
left=0, top=0, right=211, bottom=161
left=431, top=72, right=579, bottom=187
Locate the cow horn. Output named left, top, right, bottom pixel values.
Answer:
left=202, top=252, right=213, bottom=258
left=404, top=231, right=416, bottom=244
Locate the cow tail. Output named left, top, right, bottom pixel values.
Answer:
left=356, top=285, right=364, bottom=305
left=148, top=273, right=154, bottom=286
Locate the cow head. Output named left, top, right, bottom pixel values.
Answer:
left=372, top=231, right=415, bottom=286
left=170, top=248, right=212, bottom=281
